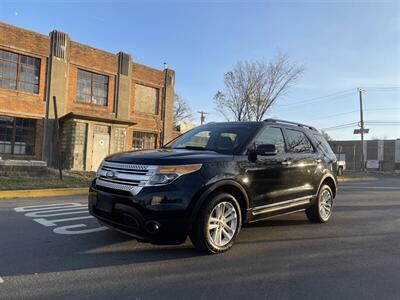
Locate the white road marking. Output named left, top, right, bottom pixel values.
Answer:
left=14, top=202, right=108, bottom=235
left=0, top=276, right=4, bottom=283
left=34, top=215, right=94, bottom=227
left=24, top=207, right=87, bottom=218
left=53, top=224, right=108, bottom=235
left=14, top=203, right=82, bottom=212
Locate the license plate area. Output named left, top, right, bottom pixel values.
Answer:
left=96, top=194, right=113, bottom=213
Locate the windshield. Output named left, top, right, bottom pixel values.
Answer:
left=165, top=123, right=261, bottom=154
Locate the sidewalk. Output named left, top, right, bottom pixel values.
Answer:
left=0, top=174, right=380, bottom=199
left=0, top=187, right=88, bottom=199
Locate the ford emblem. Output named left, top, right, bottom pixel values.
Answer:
left=106, top=171, right=116, bottom=179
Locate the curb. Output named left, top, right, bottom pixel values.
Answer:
left=337, top=176, right=377, bottom=182
left=0, top=187, right=88, bottom=199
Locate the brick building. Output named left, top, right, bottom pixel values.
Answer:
left=0, top=22, right=175, bottom=171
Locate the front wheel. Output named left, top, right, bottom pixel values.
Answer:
left=190, top=192, right=242, bottom=254
left=305, top=184, right=333, bottom=223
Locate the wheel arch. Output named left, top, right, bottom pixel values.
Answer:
left=318, top=174, right=337, bottom=198
left=189, top=179, right=250, bottom=226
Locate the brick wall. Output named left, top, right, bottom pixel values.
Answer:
left=0, top=22, right=176, bottom=168
left=0, top=23, right=48, bottom=120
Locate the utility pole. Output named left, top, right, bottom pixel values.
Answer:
left=197, top=111, right=208, bottom=125
left=160, top=62, right=167, bottom=146
left=358, top=88, right=365, bottom=172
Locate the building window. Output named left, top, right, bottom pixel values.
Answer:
left=0, top=49, right=40, bottom=94
left=76, top=69, right=108, bottom=106
left=0, top=116, right=36, bottom=155
left=132, top=131, right=157, bottom=150
left=134, top=84, right=159, bottom=114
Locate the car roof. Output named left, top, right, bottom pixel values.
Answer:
left=206, top=119, right=318, bottom=132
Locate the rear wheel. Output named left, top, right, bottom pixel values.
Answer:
left=190, top=192, right=242, bottom=254
left=306, top=184, right=333, bottom=223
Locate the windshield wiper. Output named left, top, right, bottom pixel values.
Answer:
left=174, top=146, right=212, bottom=151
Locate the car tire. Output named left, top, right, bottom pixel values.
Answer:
left=305, top=184, right=333, bottom=223
left=338, top=166, right=343, bottom=176
left=190, top=192, right=242, bottom=254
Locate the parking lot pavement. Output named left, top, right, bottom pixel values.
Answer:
left=1, top=177, right=400, bottom=300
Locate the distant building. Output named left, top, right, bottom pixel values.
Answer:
left=329, top=139, right=400, bottom=171
left=176, top=121, right=197, bottom=134
left=0, top=22, right=175, bottom=171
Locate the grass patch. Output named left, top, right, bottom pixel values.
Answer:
left=0, top=171, right=95, bottom=191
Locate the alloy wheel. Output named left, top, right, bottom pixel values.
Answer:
left=319, top=189, right=333, bottom=221
left=207, top=201, right=238, bottom=247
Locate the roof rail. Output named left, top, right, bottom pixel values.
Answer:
left=263, top=118, right=317, bottom=131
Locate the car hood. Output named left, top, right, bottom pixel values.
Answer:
left=105, top=148, right=232, bottom=165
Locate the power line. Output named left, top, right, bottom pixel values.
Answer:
left=321, top=121, right=400, bottom=131
left=309, top=108, right=400, bottom=121
left=308, top=110, right=359, bottom=121
left=277, top=86, right=399, bottom=110
left=365, top=108, right=400, bottom=112
left=321, top=122, right=358, bottom=130
left=278, top=89, right=354, bottom=107
left=363, top=86, right=400, bottom=90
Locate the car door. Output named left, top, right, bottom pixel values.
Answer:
left=282, top=128, right=320, bottom=200
left=244, top=126, right=293, bottom=208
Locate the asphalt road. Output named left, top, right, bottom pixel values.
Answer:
left=1, top=177, right=399, bottom=300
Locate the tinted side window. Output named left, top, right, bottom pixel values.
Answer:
left=254, top=127, right=285, bottom=153
left=312, top=133, right=334, bottom=155
left=285, top=129, right=313, bottom=153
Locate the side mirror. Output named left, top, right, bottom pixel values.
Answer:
left=248, top=144, right=277, bottom=162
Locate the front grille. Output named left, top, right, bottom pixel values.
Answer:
left=96, top=161, right=158, bottom=195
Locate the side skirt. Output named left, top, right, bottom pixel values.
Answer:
left=247, top=208, right=307, bottom=224
left=250, top=196, right=313, bottom=216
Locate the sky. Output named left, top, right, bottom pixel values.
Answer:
left=0, top=0, right=399, bottom=140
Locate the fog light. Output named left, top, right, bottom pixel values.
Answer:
left=151, top=196, right=163, bottom=205
left=146, top=221, right=160, bottom=234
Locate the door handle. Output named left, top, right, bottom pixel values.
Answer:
left=281, top=160, right=292, bottom=165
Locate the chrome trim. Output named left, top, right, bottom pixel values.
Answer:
left=103, top=161, right=158, bottom=172
left=98, top=169, right=151, bottom=182
left=96, top=162, right=156, bottom=195
left=248, top=209, right=306, bottom=223
left=96, top=179, right=143, bottom=195
left=252, top=196, right=312, bottom=216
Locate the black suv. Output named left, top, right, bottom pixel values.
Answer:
left=89, top=119, right=337, bottom=254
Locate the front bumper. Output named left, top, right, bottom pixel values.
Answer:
left=88, top=183, right=197, bottom=244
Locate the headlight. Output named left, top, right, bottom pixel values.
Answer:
left=147, top=164, right=202, bottom=186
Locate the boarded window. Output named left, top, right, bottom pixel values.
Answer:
left=0, top=49, right=40, bottom=94
left=76, top=69, right=108, bottom=106
left=132, top=131, right=157, bottom=150
left=134, top=84, right=159, bottom=114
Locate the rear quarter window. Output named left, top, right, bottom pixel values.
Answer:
left=284, top=129, right=314, bottom=153
left=312, top=133, right=334, bottom=155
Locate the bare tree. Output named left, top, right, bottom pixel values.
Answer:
left=174, top=93, right=193, bottom=126
left=214, top=53, right=305, bottom=121
left=320, top=130, right=332, bottom=141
